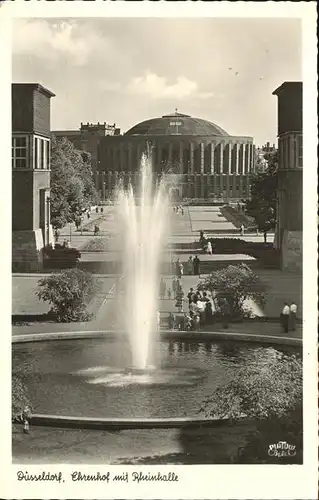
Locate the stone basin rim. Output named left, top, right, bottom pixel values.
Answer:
left=12, top=330, right=302, bottom=346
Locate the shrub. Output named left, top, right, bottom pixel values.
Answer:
left=43, top=245, right=81, bottom=269
left=12, top=372, right=32, bottom=423
left=198, top=264, right=267, bottom=317
left=36, top=269, right=100, bottom=322
left=200, top=351, right=302, bottom=420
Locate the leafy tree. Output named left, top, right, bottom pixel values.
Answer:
left=50, top=136, right=98, bottom=229
left=36, top=268, right=100, bottom=322
left=198, top=264, right=267, bottom=317
left=244, top=150, right=278, bottom=231
left=200, top=351, right=302, bottom=420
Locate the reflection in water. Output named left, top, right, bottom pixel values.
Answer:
left=12, top=339, right=300, bottom=419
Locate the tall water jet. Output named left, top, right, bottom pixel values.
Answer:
left=116, top=153, right=170, bottom=370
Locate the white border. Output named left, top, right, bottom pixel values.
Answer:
left=1, top=2, right=318, bottom=499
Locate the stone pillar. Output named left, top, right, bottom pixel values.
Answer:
left=200, top=174, right=205, bottom=198
left=190, top=142, right=194, bottom=174
left=220, top=142, right=224, bottom=174
left=200, top=142, right=205, bottom=174
left=227, top=143, right=232, bottom=175
left=235, top=143, right=240, bottom=175
left=95, top=171, right=99, bottom=190
left=239, top=175, right=244, bottom=199
left=210, top=142, right=215, bottom=174
left=242, top=144, right=246, bottom=175
left=247, top=142, right=251, bottom=173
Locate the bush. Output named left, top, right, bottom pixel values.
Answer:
left=81, top=238, right=105, bottom=252
left=198, top=264, right=267, bottom=317
left=43, top=245, right=81, bottom=269
left=200, top=351, right=302, bottom=420
left=12, top=372, right=32, bottom=423
left=36, top=269, right=100, bottom=322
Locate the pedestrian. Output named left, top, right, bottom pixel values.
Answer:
left=54, top=228, right=60, bottom=243
left=289, top=301, right=298, bottom=331
left=180, top=262, right=184, bottom=278
left=281, top=302, right=290, bottom=333
left=207, top=241, right=212, bottom=255
left=240, top=224, right=245, bottom=236
left=168, top=312, right=174, bottom=330
left=263, top=230, right=268, bottom=243
left=100, top=207, right=104, bottom=213
left=194, top=314, right=200, bottom=330
left=23, top=418, right=30, bottom=434
left=220, top=297, right=230, bottom=329
left=181, top=207, right=184, bottom=216
left=96, top=207, right=99, bottom=213
left=175, top=284, right=184, bottom=313
left=87, top=212, right=90, bottom=219
left=193, top=255, right=201, bottom=277
left=172, top=277, right=177, bottom=300
left=205, top=300, right=213, bottom=325
left=187, top=256, right=193, bottom=275
left=187, top=287, right=194, bottom=307
left=167, top=288, right=172, bottom=300
left=94, top=225, right=99, bottom=236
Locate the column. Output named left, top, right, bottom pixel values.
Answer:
left=228, top=143, right=232, bottom=174
left=190, top=142, right=194, bottom=174
left=220, top=142, right=224, bottom=174
left=95, top=171, right=99, bottom=190
left=200, top=142, right=205, bottom=174
left=247, top=142, right=251, bottom=174
left=242, top=144, right=246, bottom=175
left=235, top=143, right=240, bottom=175
left=210, top=142, right=215, bottom=174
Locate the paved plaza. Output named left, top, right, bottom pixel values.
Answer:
left=12, top=204, right=302, bottom=336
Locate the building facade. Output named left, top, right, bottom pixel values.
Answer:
left=273, top=82, right=302, bottom=271
left=96, top=112, right=255, bottom=201
left=53, top=122, right=121, bottom=172
left=12, top=83, right=55, bottom=271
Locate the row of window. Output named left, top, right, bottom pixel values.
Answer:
left=12, top=135, right=50, bottom=170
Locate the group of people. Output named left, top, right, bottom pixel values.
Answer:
left=175, top=256, right=201, bottom=277
left=173, top=205, right=184, bottom=216
left=280, top=301, right=298, bottom=333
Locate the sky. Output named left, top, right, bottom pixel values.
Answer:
left=12, top=17, right=302, bottom=145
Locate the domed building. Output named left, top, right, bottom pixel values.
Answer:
left=96, top=111, right=255, bottom=201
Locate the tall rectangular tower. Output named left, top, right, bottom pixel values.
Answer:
left=12, top=83, right=55, bottom=271
left=273, top=82, right=302, bottom=271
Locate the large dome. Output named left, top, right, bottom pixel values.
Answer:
left=125, top=112, right=229, bottom=137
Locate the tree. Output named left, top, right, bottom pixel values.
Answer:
left=198, top=264, right=267, bottom=317
left=36, top=268, right=100, bottom=322
left=244, top=150, right=278, bottom=231
left=200, top=351, right=302, bottom=420
left=50, top=136, right=99, bottom=229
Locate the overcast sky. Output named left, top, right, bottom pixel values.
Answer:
left=12, top=17, right=301, bottom=145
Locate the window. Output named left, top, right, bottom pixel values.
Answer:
left=12, top=136, right=28, bottom=169
left=33, top=136, right=50, bottom=169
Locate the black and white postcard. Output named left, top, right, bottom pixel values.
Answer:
left=0, top=1, right=317, bottom=499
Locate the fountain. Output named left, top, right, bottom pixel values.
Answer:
left=115, top=153, right=170, bottom=371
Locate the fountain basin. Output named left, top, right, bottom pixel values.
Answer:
left=13, top=335, right=300, bottom=421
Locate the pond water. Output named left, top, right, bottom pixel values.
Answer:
left=13, top=338, right=299, bottom=419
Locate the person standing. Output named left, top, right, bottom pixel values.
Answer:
left=281, top=302, right=290, bottom=333
left=193, top=255, right=201, bottom=277
left=180, top=262, right=184, bottom=278
left=263, top=230, right=268, bottom=243
left=289, top=301, right=298, bottom=331
left=240, top=224, right=245, bottom=236
left=187, top=288, right=194, bottom=307
left=187, top=256, right=193, bottom=275
left=167, top=288, right=172, bottom=300
left=172, top=277, right=177, bottom=300
left=207, top=241, right=212, bottom=255
left=175, top=258, right=181, bottom=278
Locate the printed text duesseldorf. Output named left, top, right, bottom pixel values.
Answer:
left=17, top=471, right=179, bottom=483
